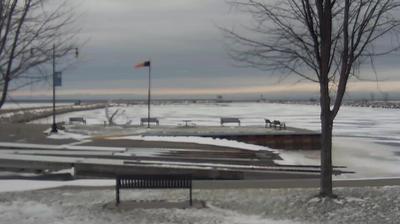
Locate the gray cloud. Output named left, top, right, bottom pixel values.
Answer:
left=11, top=0, right=400, bottom=100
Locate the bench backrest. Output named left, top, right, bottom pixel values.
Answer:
left=116, top=175, right=192, bottom=189
left=221, top=117, right=240, bottom=123
left=273, top=120, right=281, bottom=125
left=69, top=117, right=85, bottom=122
left=140, top=118, right=159, bottom=123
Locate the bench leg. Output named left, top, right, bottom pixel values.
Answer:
left=116, top=178, right=120, bottom=206
left=116, top=188, right=120, bottom=205
left=189, top=187, right=192, bottom=207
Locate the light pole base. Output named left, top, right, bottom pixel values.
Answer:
left=51, top=123, right=58, bottom=133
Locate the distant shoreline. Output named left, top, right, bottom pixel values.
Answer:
left=3, top=99, right=400, bottom=110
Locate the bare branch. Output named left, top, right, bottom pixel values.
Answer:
left=0, top=0, right=80, bottom=108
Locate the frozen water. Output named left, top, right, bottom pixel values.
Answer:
left=31, top=102, right=400, bottom=140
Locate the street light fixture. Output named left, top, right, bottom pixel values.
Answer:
left=31, top=44, right=79, bottom=133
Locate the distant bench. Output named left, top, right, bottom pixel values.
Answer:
left=116, top=175, right=193, bottom=206
left=265, top=119, right=286, bottom=129
left=265, top=119, right=272, bottom=128
left=272, top=120, right=286, bottom=129
left=69, top=117, right=86, bottom=125
left=220, top=117, right=241, bottom=126
left=140, top=117, right=159, bottom=126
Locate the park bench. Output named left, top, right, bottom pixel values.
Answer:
left=140, top=117, right=159, bottom=126
left=68, top=117, right=86, bottom=125
left=220, top=117, right=241, bottom=126
left=115, top=174, right=193, bottom=206
left=271, top=120, right=286, bottom=129
left=265, top=119, right=272, bottom=128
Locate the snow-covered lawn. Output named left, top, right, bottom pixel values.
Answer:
left=0, top=185, right=399, bottom=224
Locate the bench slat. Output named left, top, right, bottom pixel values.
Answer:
left=220, top=117, right=241, bottom=126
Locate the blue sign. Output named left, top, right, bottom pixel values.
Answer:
left=54, top=72, right=62, bottom=87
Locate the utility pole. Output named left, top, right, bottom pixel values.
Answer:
left=51, top=44, right=57, bottom=133
left=134, top=60, right=151, bottom=127
left=147, top=62, right=151, bottom=128
left=30, top=45, right=78, bottom=134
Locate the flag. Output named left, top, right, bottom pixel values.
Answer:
left=134, top=60, right=150, bottom=68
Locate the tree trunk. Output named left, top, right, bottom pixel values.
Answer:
left=319, top=83, right=334, bottom=197
left=0, top=79, right=10, bottom=109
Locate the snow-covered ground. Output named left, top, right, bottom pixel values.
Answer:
left=32, top=102, right=400, bottom=178
left=1, top=102, right=400, bottom=223
left=4, top=102, right=400, bottom=178
left=0, top=185, right=399, bottom=224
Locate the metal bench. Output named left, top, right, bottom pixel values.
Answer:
left=68, top=117, right=86, bottom=125
left=220, top=117, right=240, bottom=126
left=271, top=120, right=286, bottom=129
left=116, top=175, right=192, bottom=206
left=140, top=117, right=159, bottom=126
left=265, top=119, right=272, bottom=128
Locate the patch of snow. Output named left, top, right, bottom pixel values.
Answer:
left=0, top=142, right=125, bottom=152
left=0, top=179, right=114, bottom=193
left=50, top=167, right=75, bottom=176
left=46, top=129, right=90, bottom=140
left=274, top=150, right=320, bottom=166
left=307, top=197, right=320, bottom=203
left=0, top=152, right=125, bottom=166
left=109, top=135, right=276, bottom=152
left=345, top=197, right=365, bottom=203
left=276, top=136, right=400, bottom=179
left=206, top=204, right=303, bottom=224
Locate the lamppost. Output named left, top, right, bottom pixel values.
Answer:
left=31, top=44, right=79, bottom=133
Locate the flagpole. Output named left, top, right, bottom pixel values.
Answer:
left=147, top=61, right=151, bottom=128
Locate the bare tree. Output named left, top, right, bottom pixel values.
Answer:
left=0, top=0, right=78, bottom=109
left=223, top=0, right=400, bottom=197
left=105, top=105, right=126, bottom=126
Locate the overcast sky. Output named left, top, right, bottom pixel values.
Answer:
left=11, top=0, right=400, bottom=100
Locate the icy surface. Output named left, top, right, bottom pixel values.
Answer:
left=31, top=102, right=400, bottom=143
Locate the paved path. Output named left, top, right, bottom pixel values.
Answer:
left=193, top=178, right=400, bottom=189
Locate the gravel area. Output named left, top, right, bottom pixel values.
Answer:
left=0, top=186, right=399, bottom=224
